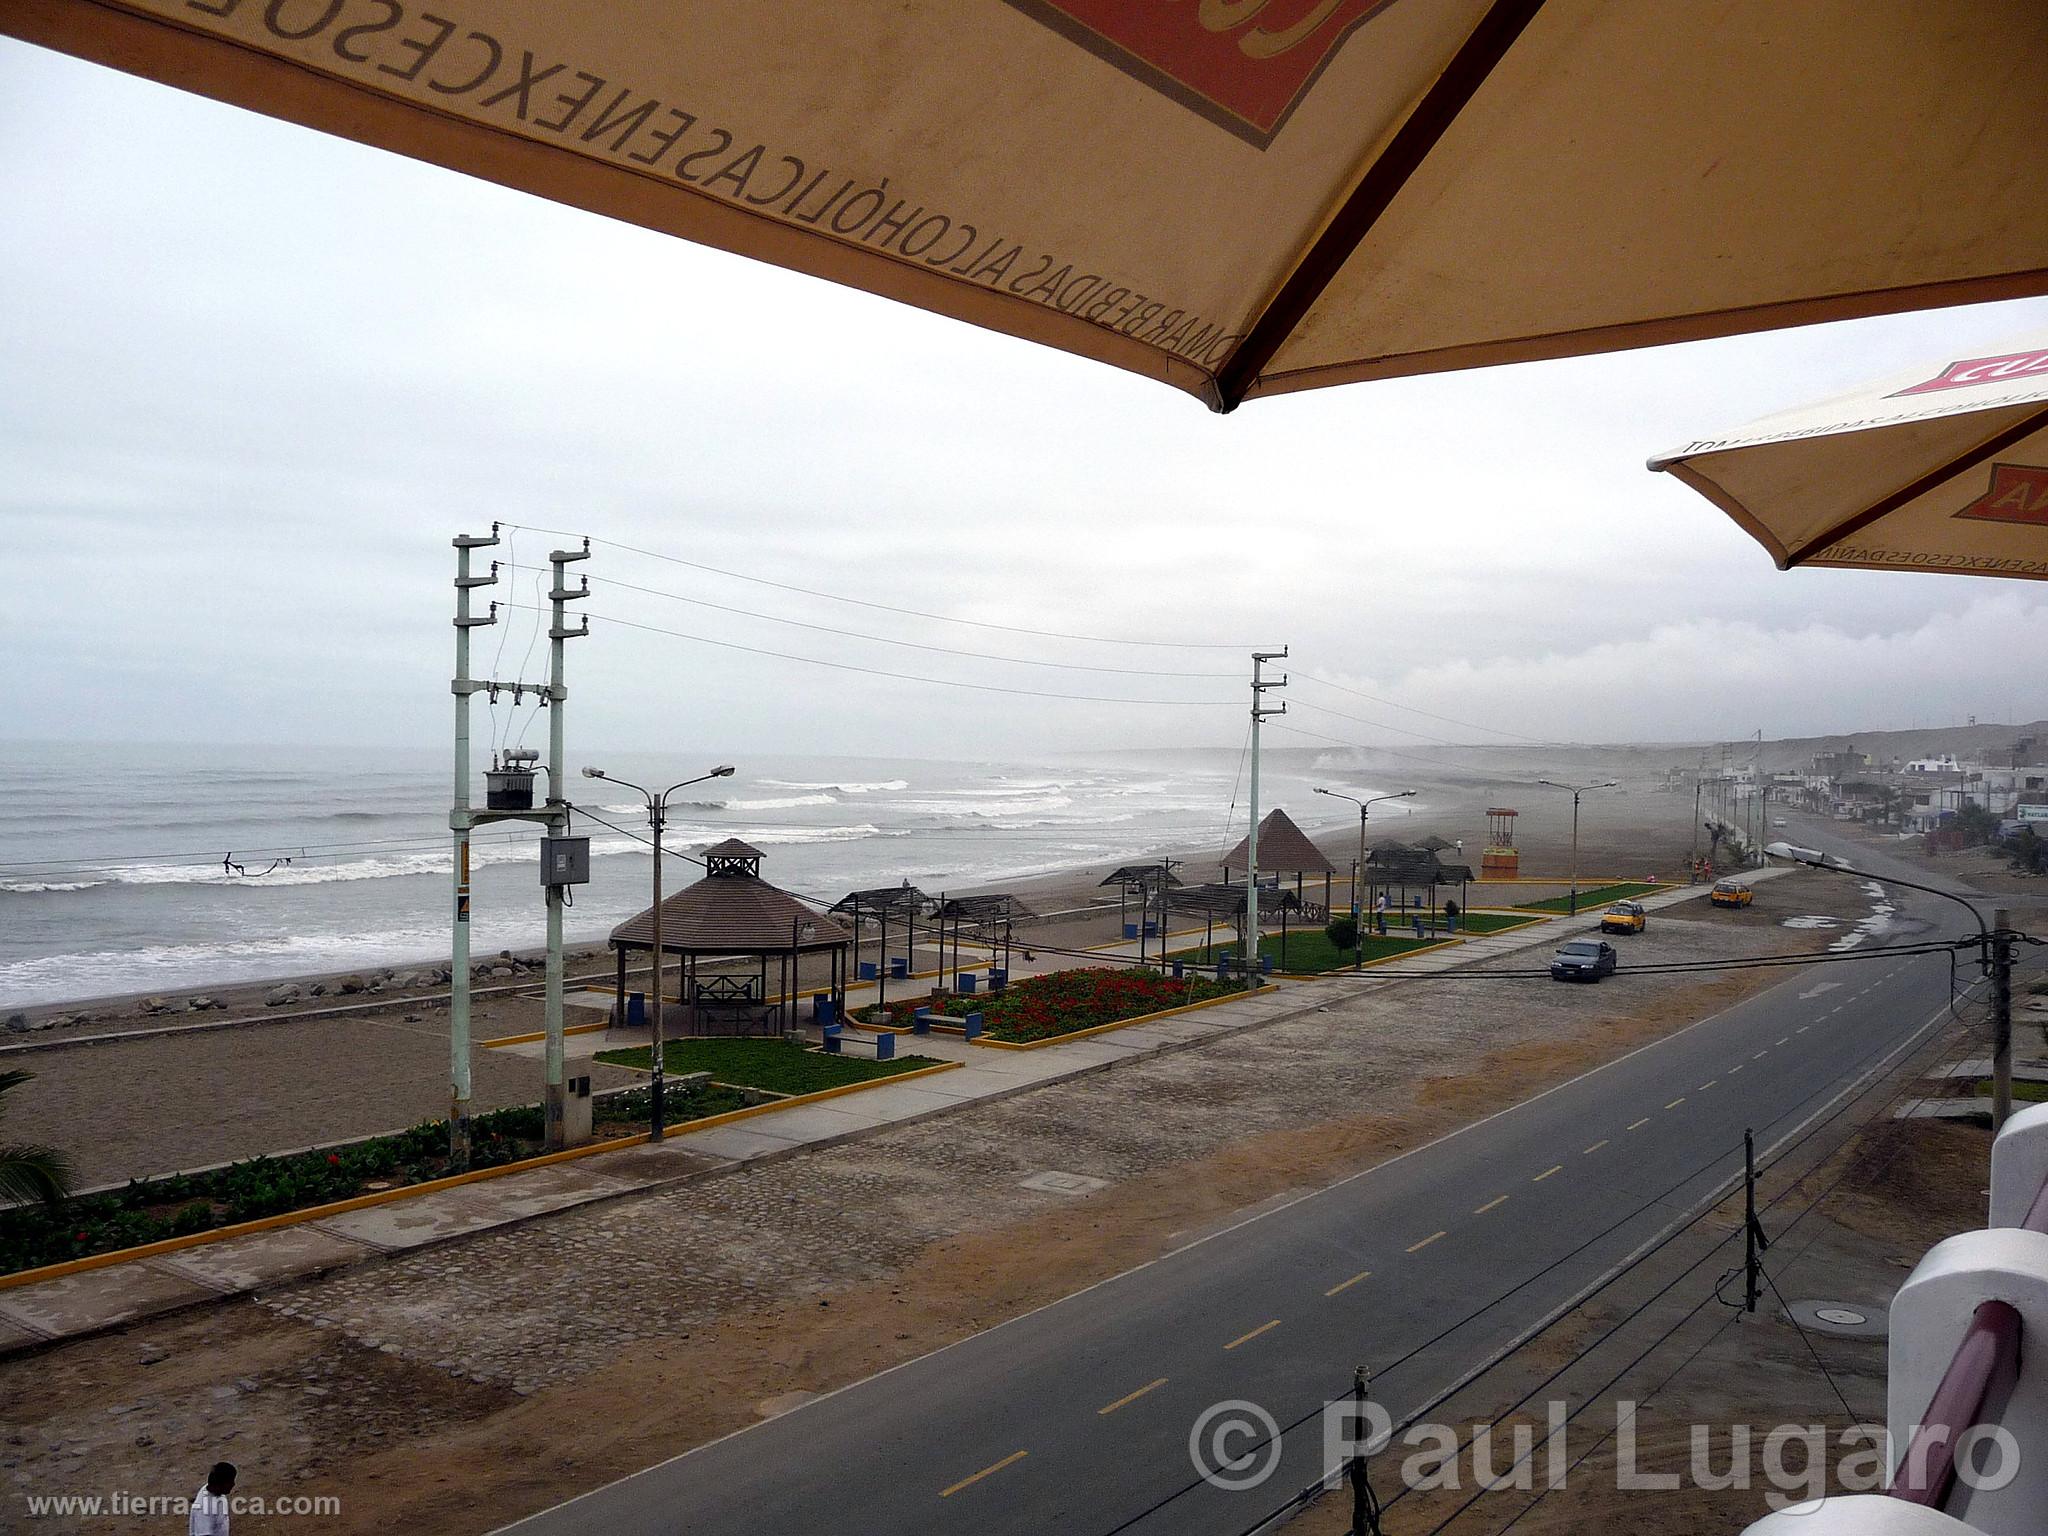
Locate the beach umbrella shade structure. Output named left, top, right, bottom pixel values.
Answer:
left=1650, top=332, right=2048, bottom=581
left=10, top=3, right=2046, bottom=411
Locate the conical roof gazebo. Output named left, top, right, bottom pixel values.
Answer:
left=609, top=839, right=851, bottom=1036
left=1220, top=808, right=1336, bottom=916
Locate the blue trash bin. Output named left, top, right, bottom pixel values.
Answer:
left=889, top=956, right=909, bottom=980
left=625, top=991, right=647, bottom=1027
left=1171, top=960, right=1185, bottom=979
left=1123, top=922, right=1138, bottom=940
left=813, top=996, right=838, bottom=1025
left=1261, top=954, right=1274, bottom=974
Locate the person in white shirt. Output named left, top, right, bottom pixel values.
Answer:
left=189, top=1462, right=235, bottom=1536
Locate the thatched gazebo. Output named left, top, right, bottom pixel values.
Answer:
left=1220, top=808, right=1336, bottom=918
left=609, top=839, right=850, bottom=1036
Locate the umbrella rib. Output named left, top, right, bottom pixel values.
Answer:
left=1781, top=402, right=2048, bottom=568
left=1209, top=0, right=1547, bottom=412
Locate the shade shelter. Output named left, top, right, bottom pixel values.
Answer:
left=20, top=6, right=2042, bottom=413
left=608, top=839, right=850, bottom=1037
left=933, top=893, right=1035, bottom=989
left=1099, top=863, right=1181, bottom=963
left=828, top=882, right=931, bottom=1010
left=1221, top=809, right=1335, bottom=918
left=1651, top=330, right=2048, bottom=580
left=1364, top=841, right=1470, bottom=921
left=1167, top=881, right=1301, bottom=973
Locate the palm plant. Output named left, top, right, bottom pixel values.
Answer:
left=0, top=1069, right=71, bottom=1208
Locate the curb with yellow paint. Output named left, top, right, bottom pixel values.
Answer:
left=0, top=1060, right=960, bottom=1294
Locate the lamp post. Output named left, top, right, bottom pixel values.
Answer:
left=583, top=763, right=736, bottom=1139
left=1536, top=778, right=1618, bottom=915
left=1315, top=786, right=1416, bottom=967
left=1765, top=839, right=2016, bottom=1127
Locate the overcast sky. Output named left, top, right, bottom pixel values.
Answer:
left=4, top=38, right=2045, bottom=764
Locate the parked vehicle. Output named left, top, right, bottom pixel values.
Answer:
left=1598, top=901, right=1646, bottom=935
left=1710, top=879, right=1754, bottom=908
left=1550, top=939, right=1618, bottom=982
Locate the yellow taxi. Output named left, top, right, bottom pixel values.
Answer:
left=1710, top=879, right=1754, bottom=909
left=1598, top=900, right=1647, bottom=935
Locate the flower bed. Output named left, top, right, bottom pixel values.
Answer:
left=0, top=1082, right=745, bottom=1279
left=885, top=966, right=1236, bottom=1045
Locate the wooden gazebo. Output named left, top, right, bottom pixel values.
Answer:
left=1363, top=840, right=1474, bottom=920
left=608, top=839, right=851, bottom=1036
left=1219, top=808, right=1336, bottom=918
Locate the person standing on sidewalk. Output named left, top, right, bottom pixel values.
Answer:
left=189, top=1463, right=235, bottom=1535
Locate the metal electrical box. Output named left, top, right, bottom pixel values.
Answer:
left=540, top=836, right=591, bottom=886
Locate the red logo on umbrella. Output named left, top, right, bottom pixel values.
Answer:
left=1007, top=0, right=1399, bottom=148
left=1891, top=349, right=2048, bottom=397
left=1957, top=463, right=2048, bottom=526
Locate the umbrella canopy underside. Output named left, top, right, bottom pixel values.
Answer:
left=10, top=0, right=2046, bottom=410
left=1652, top=337, right=2048, bottom=580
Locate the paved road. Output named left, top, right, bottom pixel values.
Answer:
left=499, top=819, right=1980, bottom=1536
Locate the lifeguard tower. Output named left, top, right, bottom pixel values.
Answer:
left=1482, top=807, right=1520, bottom=879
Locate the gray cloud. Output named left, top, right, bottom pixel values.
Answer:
left=5, top=39, right=2047, bottom=759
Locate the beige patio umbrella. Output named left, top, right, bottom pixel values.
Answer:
left=8, top=1, right=2045, bottom=411
left=1650, top=332, right=2048, bottom=580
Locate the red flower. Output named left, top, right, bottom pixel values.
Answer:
left=328, top=1153, right=341, bottom=1165
left=76, top=1231, right=89, bottom=1241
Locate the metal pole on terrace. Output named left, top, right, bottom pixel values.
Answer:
left=448, top=528, right=498, bottom=1168
left=1246, top=649, right=1288, bottom=990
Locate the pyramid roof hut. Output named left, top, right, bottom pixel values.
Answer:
left=608, top=839, right=851, bottom=1037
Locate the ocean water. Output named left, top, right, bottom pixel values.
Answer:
left=0, top=742, right=1373, bottom=1006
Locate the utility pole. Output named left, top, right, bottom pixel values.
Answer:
left=1742, top=1128, right=1767, bottom=1313
left=1993, top=907, right=2014, bottom=1129
left=448, top=530, right=500, bottom=1168
left=541, top=543, right=590, bottom=1150
left=1246, top=649, right=1288, bottom=990
left=1538, top=778, right=1615, bottom=915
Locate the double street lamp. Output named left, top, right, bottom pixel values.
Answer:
left=1536, top=778, right=1618, bottom=915
left=582, top=763, right=736, bottom=1139
left=1314, top=785, right=1416, bottom=966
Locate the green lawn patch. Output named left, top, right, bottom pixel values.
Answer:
left=1974, top=1080, right=2048, bottom=1104
left=594, top=1036, right=940, bottom=1095
left=1172, top=929, right=1448, bottom=974
left=0, top=1081, right=747, bottom=1279
left=1513, top=882, right=1663, bottom=915
left=884, top=966, right=1237, bottom=1044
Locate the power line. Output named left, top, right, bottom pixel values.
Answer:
left=1292, top=669, right=1563, bottom=746
left=1263, top=718, right=1513, bottom=774
left=501, top=522, right=1258, bottom=651
left=587, top=574, right=1239, bottom=679
left=508, top=603, right=1242, bottom=707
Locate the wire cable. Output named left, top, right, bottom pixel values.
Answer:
left=1291, top=669, right=1565, bottom=747
left=508, top=603, right=1242, bottom=707
left=587, top=574, right=1240, bottom=679
left=501, top=523, right=1260, bottom=651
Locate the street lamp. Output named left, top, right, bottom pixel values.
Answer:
left=1536, top=778, right=1618, bottom=915
left=1763, top=839, right=2015, bottom=1127
left=1315, top=786, right=1416, bottom=967
left=582, top=762, right=736, bottom=1140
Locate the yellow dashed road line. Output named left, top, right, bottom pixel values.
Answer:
left=1532, top=1165, right=1563, bottom=1182
left=1698, top=1080, right=1717, bottom=1091
left=1098, top=1379, right=1168, bottom=1416
left=1727, top=1064, right=1743, bottom=1074
left=1664, top=1098, right=1685, bottom=1110
left=1474, top=1195, right=1509, bottom=1215
left=1627, top=1117, right=1651, bottom=1131
left=1325, top=1270, right=1372, bottom=1297
left=1776, top=1037, right=1791, bottom=1046
left=1225, top=1319, right=1282, bottom=1350
left=1406, top=1231, right=1448, bottom=1253
left=1583, top=1140, right=1609, bottom=1154
left=941, top=1450, right=1028, bottom=1498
